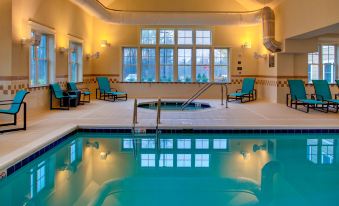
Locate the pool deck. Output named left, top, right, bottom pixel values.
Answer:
left=1, top=99, right=339, bottom=172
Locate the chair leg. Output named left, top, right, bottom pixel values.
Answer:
left=14, top=114, right=17, bottom=126
left=23, top=102, right=27, bottom=130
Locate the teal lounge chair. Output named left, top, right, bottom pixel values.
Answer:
left=96, top=77, right=127, bottom=101
left=313, top=80, right=339, bottom=112
left=335, top=80, right=339, bottom=89
left=0, top=90, right=29, bottom=133
left=227, top=78, right=256, bottom=103
left=68, top=82, right=91, bottom=103
left=287, top=80, right=328, bottom=113
left=50, top=83, right=78, bottom=110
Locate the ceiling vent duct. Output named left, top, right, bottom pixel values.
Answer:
left=262, top=6, right=281, bottom=52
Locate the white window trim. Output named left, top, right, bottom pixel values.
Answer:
left=28, top=21, right=56, bottom=88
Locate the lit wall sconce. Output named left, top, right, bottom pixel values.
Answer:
left=240, top=151, right=250, bottom=160
left=253, top=143, right=267, bottom=152
left=241, top=41, right=251, bottom=49
left=100, top=151, right=110, bottom=160
left=100, top=40, right=111, bottom=48
left=254, top=52, right=267, bottom=59
left=86, top=141, right=99, bottom=149
left=21, top=35, right=41, bottom=47
left=59, top=47, right=68, bottom=54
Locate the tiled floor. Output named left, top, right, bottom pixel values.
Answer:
left=1, top=99, right=339, bottom=171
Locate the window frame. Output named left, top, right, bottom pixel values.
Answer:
left=28, top=21, right=56, bottom=88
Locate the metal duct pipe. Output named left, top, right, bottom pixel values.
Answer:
left=262, top=6, right=281, bottom=53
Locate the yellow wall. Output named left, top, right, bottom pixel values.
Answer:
left=0, top=0, right=12, bottom=76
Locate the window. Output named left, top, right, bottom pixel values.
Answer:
left=141, top=29, right=157, bottom=45
left=159, top=154, right=174, bottom=167
left=69, top=42, right=83, bottom=83
left=160, top=48, right=174, bottom=82
left=178, top=30, right=193, bottom=45
left=122, top=48, right=138, bottom=82
left=178, top=139, right=191, bottom=149
left=196, top=49, right=210, bottom=82
left=213, top=139, right=228, bottom=149
left=160, top=139, right=173, bottom=149
left=177, top=154, right=191, bottom=167
left=307, top=139, right=318, bottom=164
left=141, top=139, right=155, bottom=149
left=178, top=49, right=192, bottom=82
left=123, top=138, right=134, bottom=149
left=141, top=154, right=156, bottom=167
left=30, top=33, right=50, bottom=86
left=196, top=30, right=211, bottom=45
left=141, top=48, right=156, bottom=82
left=214, top=49, right=229, bottom=82
left=306, top=138, right=335, bottom=164
left=195, top=139, right=209, bottom=149
left=160, top=29, right=175, bottom=45
left=307, top=45, right=337, bottom=83
left=70, top=141, right=76, bottom=163
left=195, top=154, right=210, bottom=167
left=322, top=45, right=336, bottom=83
left=36, top=162, right=46, bottom=193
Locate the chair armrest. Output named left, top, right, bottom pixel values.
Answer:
left=80, top=88, right=90, bottom=92
left=0, top=102, right=22, bottom=106
left=0, top=100, right=14, bottom=102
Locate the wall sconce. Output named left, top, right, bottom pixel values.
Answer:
left=21, top=35, right=41, bottom=47
left=241, top=41, right=251, bottom=49
left=86, top=141, right=99, bottom=149
left=240, top=151, right=250, bottom=160
left=100, top=40, right=111, bottom=48
left=100, top=151, right=110, bottom=160
left=253, top=143, right=267, bottom=152
left=254, top=52, right=267, bottom=59
left=59, top=47, right=68, bottom=54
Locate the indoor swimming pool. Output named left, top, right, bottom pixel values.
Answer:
left=0, top=131, right=338, bottom=206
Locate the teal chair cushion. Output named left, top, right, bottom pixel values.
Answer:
left=97, top=77, right=111, bottom=93
left=0, top=90, right=29, bottom=114
left=299, top=99, right=325, bottom=105
left=288, top=80, right=307, bottom=100
left=228, top=92, right=248, bottom=97
left=51, top=83, right=66, bottom=99
left=336, top=80, right=339, bottom=87
left=68, top=82, right=78, bottom=91
left=312, top=80, right=332, bottom=100
left=241, top=78, right=255, bottom=94
left=83, top=91, right=91, bottom=95
left=328, top=99, right=339, bottom=104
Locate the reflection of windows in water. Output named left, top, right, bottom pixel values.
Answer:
left=141, top=139, right=155, bottom=149
left=123, top=138, right=134, bottom=149
left=178, top=139, right=191, bottom=149
left=213, top=139, right=228, bottom=149
left=177, top=154, right=191, bottom=167
left=307, top=139, right=335, bottom=164
left=70, top=141, right=76, bottom=163
left=196, top=139, right=209, bottom=149
left=30, top=161, right=46, bottom=198
left=307, top=139, right=318, bottom=164
left=195, top=154, right=210, bottom=167
left=141, top=154, right=156, bottom=167
left=160, top=139, right=173, bottom=149
left=159, top=154, right=174, bottom=167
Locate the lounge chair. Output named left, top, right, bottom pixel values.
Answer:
left=313, top=80, right=339, bottom=112
left=50, top=83, right=78, bottom=110
left=68, top=82, right=91, bottom=103
left=227, top=78, right=256, bottom=103
left=0, top=90, right=29, bottom=133
left=96, top=77, right=127, bottom=101
left=287, top=80, right=328, bottom=113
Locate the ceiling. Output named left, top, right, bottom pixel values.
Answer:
left=97, top=0, right=285, bottom=11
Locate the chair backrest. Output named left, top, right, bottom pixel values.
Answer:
left=97, top=77, right=111, bottom=93
left=241, top=78, right=256, bottom=94
left=68, top=82, right=78, bottom=91
left=288, top=80, right=307, bottom=100
left=313, top=80, right=332, bottom=100
left=335, top=80, right=339, bottom=87
left=50, top=83, right=64, bottom=99
left=9, top=90, right=29, bottom=114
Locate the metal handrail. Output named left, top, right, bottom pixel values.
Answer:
left=155, top=98, right=161, bottom=150
left=132, top=99, right=138, bottom=127
left=181, top=83, right=228, bottom=110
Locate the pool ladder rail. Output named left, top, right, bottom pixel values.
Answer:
left=132, top=98, right=162, bottom=158
left=181, top=83, right=228, bottom=110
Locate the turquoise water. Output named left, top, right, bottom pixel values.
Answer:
left=138, top=101, right=211, bottom=111
left=0, top=132, right=339, bottom=206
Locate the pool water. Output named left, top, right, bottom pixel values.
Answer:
left=0, top=132, right=339, bottom=206
left=138, top=101, right=211, bottom=111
